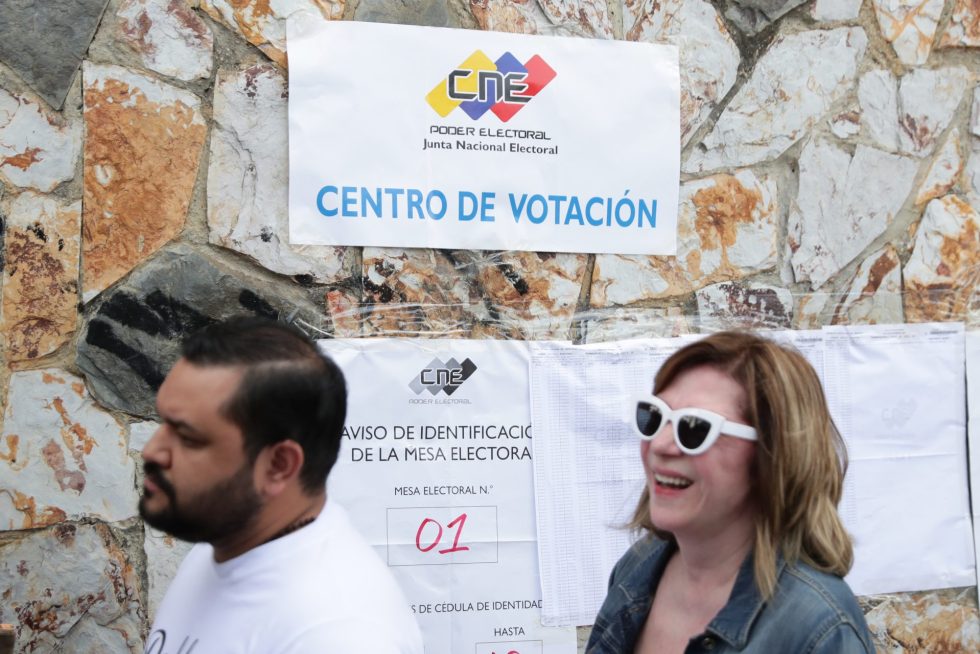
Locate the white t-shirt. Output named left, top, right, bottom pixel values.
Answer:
left=144, top=501, right=424, bottom=654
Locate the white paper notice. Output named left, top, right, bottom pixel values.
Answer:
left=823, top=324, right=975, bottom=595
left=530, top=326, right=975, bottom=625
left=288, top=18, right=680, bottom=255
left=529, top=338, right=687, bottom=626
left=323, top=339, right=575, bottom=654
left=966, top=330, right=980, bottom=602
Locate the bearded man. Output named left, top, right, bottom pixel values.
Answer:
left=140, top=317, right=423, bottom=654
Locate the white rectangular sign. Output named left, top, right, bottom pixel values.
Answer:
left=288, top=18, right=680, bottom=255
left=966, top=331, right=980, bottom=603
left=529, top=325, right=975, bottom=625
left=323, top=339, right=576, bottom=654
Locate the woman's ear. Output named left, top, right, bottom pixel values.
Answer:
left=255, top=440, right=305, bottom=497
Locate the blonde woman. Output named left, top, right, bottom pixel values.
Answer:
left=587, top=331, right=873, bottom=654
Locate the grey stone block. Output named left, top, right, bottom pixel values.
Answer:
left=76, top=245, right=329, bottom=418
left=354, top=0, right=455, bottom=28
left=0, top=0, right=111, bottom=108
left=724, top=0, right=808, bottom=34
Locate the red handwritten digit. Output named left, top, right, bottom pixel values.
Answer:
left=415, top=517, right=443, bottom=552
left=438, top=512, right=471, bottom=554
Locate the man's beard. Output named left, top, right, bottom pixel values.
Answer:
left=139, top=460, right=262, bottom=544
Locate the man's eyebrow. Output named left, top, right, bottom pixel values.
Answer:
left=162, top=416, right=198, bottom=434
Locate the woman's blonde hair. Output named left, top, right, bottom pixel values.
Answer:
left=629, top=331, right=853, bottom=599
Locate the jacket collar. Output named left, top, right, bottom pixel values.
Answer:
left=706, top=550, right=785, bottom=649
left=615, top=538, right=784, bottom=651
left=616, top=537, right=673, bottom=606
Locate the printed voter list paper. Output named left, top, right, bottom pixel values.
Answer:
left=529, top=326, right=975, bottom=625
left=288, top=18, right=680, bottom=255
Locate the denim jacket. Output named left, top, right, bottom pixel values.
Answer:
left=586, top=536, right=874, bottom=654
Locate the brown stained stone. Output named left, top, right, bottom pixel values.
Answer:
left=0, top=369, right=137, bottom=529
left=686, top=172, right=777, bottom=283
left=941, top=0, right=980, bottom=47
left=832, top=246, right=904, bottom=325
left=325, top=288, right=362, bottom=338
left=117, top=0, right=214, bottom=81
left=830, top=110, right=861, bottom=139
left=872, top=0, right=944, bottom=65
left=590, top=255, right=681, bottom=308
left=473, top=251, right=587, bottom=339
left=536, top=0, right=613, bottom=37
left=898, top=68, right=972, bottom=158
left=0, top=89, right=81, bottom=192
left=915, top=129, right=964, bottom=206
left=0, top=435, right=24, bottom=471
left=470, top=0, right=613, bottom=36
left=471, top=0, right=540, bottom=32
left=863, top=587, right=980, bottom=652
left=1, top=193, right=81, bottom=362
left=0, top=522, right=143, bottom=653
left=82, top=63, right=206, bottom=302
left=582, top=307, right=691, bottom=343
left=362, top=248, right=486, bottom=337
left=904, top=195, right=980, bottom=322
left=591, top=172, right=777, bottom=307
left=795, top=292, right=832, bottom=329
left=696, top=281, right=793, bottom=331
left=201, top=0, right=344, bottom=67
left=2, top=492, right=68, bottom=530
left=468, top=322, right=520, bottom=339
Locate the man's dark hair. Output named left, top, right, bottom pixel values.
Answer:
left=180, top=316, right=347, bottom=492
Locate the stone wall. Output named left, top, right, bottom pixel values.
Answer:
left=0, top=0, right=978, bottom=652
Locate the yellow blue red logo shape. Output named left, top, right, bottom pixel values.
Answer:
left=427, top=50, right=557, bottom=122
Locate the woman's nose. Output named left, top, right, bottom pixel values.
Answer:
left=649, top=420, right=682, bottom=456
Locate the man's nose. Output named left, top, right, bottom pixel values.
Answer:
left=141, top=424, right=172, bottom=467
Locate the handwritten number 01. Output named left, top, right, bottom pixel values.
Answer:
left=415, top=513, right=470, bottom=554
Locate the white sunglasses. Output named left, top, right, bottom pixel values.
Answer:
left=631, top=394, right=758, bottom=455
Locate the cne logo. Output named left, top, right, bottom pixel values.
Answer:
left=409, top=357, right=478, bottom=396
left=426, top=50, right=556, bottom=122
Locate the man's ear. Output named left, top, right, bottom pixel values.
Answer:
left=255, top=440, right=305, bottom=497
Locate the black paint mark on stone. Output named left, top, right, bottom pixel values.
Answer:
left=76, top=246, right=328, bottom=417
left=144, top=290, right=216, bottom=335
left=238, top=289, right=277, bottom=318
left=0, top=212, right=6, bottom=275
left=98, top=290, right=215, bottom=339
left=364, top=279, right=395, bottom=303
left=374, top=260, right=396, bottom=278
left=497, top=262, right=529, bottom=295
left=27, top=223, right=47, bottom=242
left=85, top=318, right=166, bottom=391
left=259, top=226, right=273, bottom=242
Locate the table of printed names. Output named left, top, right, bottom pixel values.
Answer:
left=529, top=325, right=975, bottom=626
left=530, top=339, right=685, bottom=626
